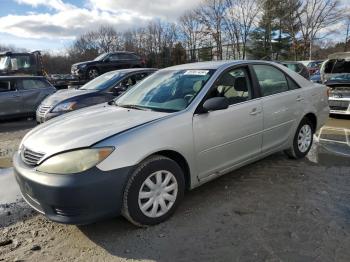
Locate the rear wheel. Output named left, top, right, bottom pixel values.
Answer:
left=285, top=118, right=314, bottom=159
left=87, top=67, right=99, bottom=79
left=122, top=155, right=185, bottom=226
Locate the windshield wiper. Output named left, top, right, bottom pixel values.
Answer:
left=117, top=104, right=148, bottom=111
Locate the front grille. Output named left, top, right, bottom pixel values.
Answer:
left=54, top=207, right=85, bottom=217
left=328, top=100, right=349, bottom=111
left=37, top=104, right=51, bottom=117
left=21, top=147, right=45, bottom=166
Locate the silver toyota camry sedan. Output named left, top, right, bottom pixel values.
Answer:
left=14, top=61, right=329, bottom=226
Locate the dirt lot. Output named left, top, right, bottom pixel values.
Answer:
left=0, top=116, right=349, bottom=262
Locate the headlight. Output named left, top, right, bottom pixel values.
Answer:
left=52, top=101, right=77, bottom=112
left=36, top=147, right=114, bottom=174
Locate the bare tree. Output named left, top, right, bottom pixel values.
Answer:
left=196, top=0, right=227, bottom=60
left=95, top=25, right=122, bottom=53
left=179, top=10, right=203, bottom=61
left=224, top=0, right=260, bottom=59
left=296, top=0, right=342, bottom=59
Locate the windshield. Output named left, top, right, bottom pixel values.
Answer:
left=0, top=56, right=9, bottom=70
left=80, top=71, right=120, bottom=90
left=94, top=53, right=108, bottom=61
left=116, top=69, right=215, bottom=112
left=0, top=55, right=33, bottom=71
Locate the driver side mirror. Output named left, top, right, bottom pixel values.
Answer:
left=202, top=97, right=229, bottom=112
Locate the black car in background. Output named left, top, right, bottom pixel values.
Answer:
left=0, top=76, right=56, bottom=119
left=280, top=61, right=310, bottom=80
left=71, top=52, right=146, bottom=80
left=36, top=68, right=156, bottom=123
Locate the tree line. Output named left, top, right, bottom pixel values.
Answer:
left=3, top=0, right=347, bottom=73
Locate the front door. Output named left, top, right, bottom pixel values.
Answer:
left=0, top=79, right=22, bottom=117
left=193, top=67, right=263, bottom=179
left=17, top=79, right=49, bottom=114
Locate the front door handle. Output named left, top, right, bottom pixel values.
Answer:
left=250, top=108, right=261, bottom=115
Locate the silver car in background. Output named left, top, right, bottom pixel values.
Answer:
left=0, top=76, right=56, bottom=119
left=14, top=61, right=329, bottom=226
left=320, top=52, right=350, bottom=115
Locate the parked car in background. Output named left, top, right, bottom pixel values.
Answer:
left=36, top=68, right=156, bottom=123
left=71, top=52, right=146, bottom=80
left=14, top=60, right=329, bottom=226
left=306, top=60, right=323, bottom=75
left=280, top=61, right=310, bottom=79
left=310, top=70, right=321, bottom=83
left=0, top=76, right=55, bottom=119
left=320, top=52, right=350, bottom=115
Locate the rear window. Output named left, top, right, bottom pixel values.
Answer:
left=118, top=53, right=137, bottom=60
left=324, top=59, right=350, bottom=74
left=20, top=79, right=48, bottom=90
left=283, top=63, right=301, bottom=72
left=0, top=80, right=12, bottom=92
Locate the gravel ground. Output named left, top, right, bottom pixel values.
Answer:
left=0, top=117, right=349, bottom=262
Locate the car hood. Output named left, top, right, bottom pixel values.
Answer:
left=21, top=104, right=169, bottom=159
left=72, top=61, right=95, bottom=67
left=42, top=89, right=97, bottom=106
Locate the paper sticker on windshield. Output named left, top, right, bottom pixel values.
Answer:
left=184, top=70, right=209, bottom=76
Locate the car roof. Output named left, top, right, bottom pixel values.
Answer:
left=108, top=51, right=138, bottom=55
left=279, top=61, right=301, bottom=64
left=0, top=76, right=46, bottom=80
left=105, top=68, right=157, bottom=75
left=164, top=60, right=282, bottom=70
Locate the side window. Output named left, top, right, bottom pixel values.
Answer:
left=286, top=76, right=300, bottom=90
left=209, top=67, right=252, bottom=105
left=108, top=54, right=119, bottom=61
left=21, top=79, right=47, bottom=90
left=134, top=72, right=150, bottom=83
left=253, top=65, right=288, bottom=96
left=121, top=76, right=136, bottom=87
left=121, top=53, right=132, bottom=60
left=0, top=80, right=14, bottom=92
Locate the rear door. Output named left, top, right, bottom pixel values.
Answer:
left=193, top=66, right=263, bottom=179
left=17, top=78, right=52, bottom=114
left=252, top=64, right=305, bottom=154
left=0, top=79, right=22, bottom=117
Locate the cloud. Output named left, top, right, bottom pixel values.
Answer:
left=0, top=0, right=202, bottom=43
left=87, top=0, right=202, bottom=20
left=15, top=0, right=74, bottom=11
left=0, top=3, right=153, bottom=40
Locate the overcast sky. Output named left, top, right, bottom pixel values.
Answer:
left=0, top=0, right=202, bottom=52
left=0, top=0, right=348, bottom=53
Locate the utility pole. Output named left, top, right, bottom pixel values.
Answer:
left=345, top=19, right=350, bottom=52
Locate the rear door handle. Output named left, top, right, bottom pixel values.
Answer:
left=296, top=96, right=304, bottom=101
left=250, top=108, right=261, bottom=115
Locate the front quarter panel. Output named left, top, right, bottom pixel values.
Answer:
left=95, top=111, right=198, bottom=187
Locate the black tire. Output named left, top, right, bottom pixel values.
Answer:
left=86, top=67, right=99, bottom=79
left=284, top=118, right=314, bottom=159
left=122, top=155, right=185, bottom=226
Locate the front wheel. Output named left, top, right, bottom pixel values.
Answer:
left=285, top=118, right=314, bottom=159
left=122, top=155, right=185, bottom=226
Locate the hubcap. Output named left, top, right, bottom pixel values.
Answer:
left=297, top=124, right=312, bottom=153
left=138, top=170, right=178, bottom=218
left=88, top=69, right=99, bottom=79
